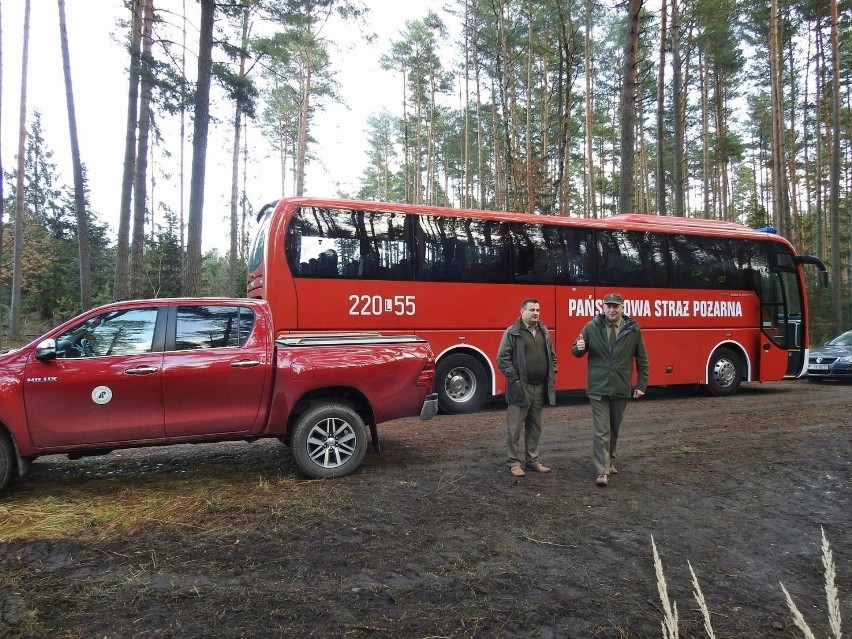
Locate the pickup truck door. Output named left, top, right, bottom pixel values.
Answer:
left=24, top=307, right=166, bottom=447
left=162, top=305, right=270, bottom=437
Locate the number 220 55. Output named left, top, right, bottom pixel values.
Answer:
left=348, top=295, right=416, bottom=316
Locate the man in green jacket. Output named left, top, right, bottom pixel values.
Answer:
left=572, top=292, right=649, bottom=487
left=497, top=298, right=558, bottom=477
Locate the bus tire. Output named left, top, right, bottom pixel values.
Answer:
left=435, top=354, right=488, bottom=414
left=707, top=347, right=741, bottom=396
left=0, top=433, right=14, bottom=495
left=290, top=403, right=368, bottom=479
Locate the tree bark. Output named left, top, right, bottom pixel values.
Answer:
left=769, top=0, right=790, bottom=236
left=10, top=0, right=30, bottom=337
left=58, top=0, right=91, bottom=310
left=828, top=0, right=842, bottom=332
left=584, top=0, right=595, bottom=218
left=671, top=0, right=684, bottom=217
left=130, top=0, right=153, bottom=298
left=114, top=0, right=142, bottom=300
left=701, top=50, right=710, bottom=218
left=0, top=3, right=5, bottom=288
left=296, top=45, right=312, bottom=198
left=183, top=0, right=215, bottom=296
left=656, top=0, right=667, bottom=216
left=617, top=0, right=642, bottom=214
left=229, top=2, right=250, bottom=297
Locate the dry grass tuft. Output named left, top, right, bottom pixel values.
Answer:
left=651, top=535, right=679, bottom=639
left=688, top=560, right=716, bottom=639
left=654, top=528, right=843, bottom=639
left=779, top=526, right=843, bottom=639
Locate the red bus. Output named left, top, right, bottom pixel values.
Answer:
left=247, top=197, right=827, bottom=413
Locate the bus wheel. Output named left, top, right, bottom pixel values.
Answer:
left=436, top=354, right=488, bottom=414
left=707, top=347, right=741, bottom=396
left=290, top=403, right=368, bottom=479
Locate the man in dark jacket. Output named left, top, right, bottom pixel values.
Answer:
left=572, top=292, right=649, bottom=487
left=497, top=298, right=558, bottom=477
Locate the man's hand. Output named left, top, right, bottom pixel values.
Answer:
left=575, top=333, right=585, bottom=351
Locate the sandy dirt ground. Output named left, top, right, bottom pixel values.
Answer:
left=0, top=379, right=850, bottom=638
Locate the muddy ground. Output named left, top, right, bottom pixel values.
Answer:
left=0, top=379, right=850, bottom=638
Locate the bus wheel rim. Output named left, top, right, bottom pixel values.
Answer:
left=713, top=358, right=736, bottom=388
left=445, top=367, right=476, bottom=401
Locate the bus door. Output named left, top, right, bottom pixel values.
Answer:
left=757, top=267, right=805, bottom=378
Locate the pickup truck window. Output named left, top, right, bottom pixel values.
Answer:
left=174, top=305, right=255, bottom=350
left=56, top=308, right=159, bottom=358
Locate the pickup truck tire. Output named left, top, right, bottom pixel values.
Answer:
left=290, top=403, right=368, bottom=479
left=0, top=434, right=13, bottom=494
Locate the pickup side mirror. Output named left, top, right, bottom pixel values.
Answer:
left=35, top=338, right=57, bottom=361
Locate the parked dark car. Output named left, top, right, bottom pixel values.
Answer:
left=807, top=329, right=852, bottom=381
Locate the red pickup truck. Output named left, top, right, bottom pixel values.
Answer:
left=0, top=298, right=438, bottom=492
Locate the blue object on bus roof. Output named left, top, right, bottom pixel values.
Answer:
left=756, top=226, right=778, bottom=234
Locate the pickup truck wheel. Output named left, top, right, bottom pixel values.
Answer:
left=0, top=434, right=14, bottom=494
left=290, top=403, right=368, bottom=479
left=435, top=354, right=488, bottom=414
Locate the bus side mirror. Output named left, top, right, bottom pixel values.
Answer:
left=35, top=338, right=57, bottom=361
left=819, top=271, right=829, bottom=288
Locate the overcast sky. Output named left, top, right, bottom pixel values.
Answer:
left=0, top=0, right=450, bottom=252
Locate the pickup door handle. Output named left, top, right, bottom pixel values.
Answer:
left=230, top=360, right=261, bottom=368
left=125, top=366, right=159, bottom=375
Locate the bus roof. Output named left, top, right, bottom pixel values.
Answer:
left=270, top=197, right=792, bottom=246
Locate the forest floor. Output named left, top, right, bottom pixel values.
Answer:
left=0, top=379, right=849, bottom=638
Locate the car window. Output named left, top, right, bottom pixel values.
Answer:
left=56, top=308, right=159, bottom=358
left=174, top=306, right=255, bottom=350
left=830, top=331, right=852, bottom=347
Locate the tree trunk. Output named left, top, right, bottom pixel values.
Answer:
left=229, top=2, right=250, bottom=297
left=10, top=0, right=31, bottom=338
left=656, top=0, right=667, bottom=216
left=814, top=16, right=825, bottom=262
left=786, top=37, right=801, bottom=245
left=58, top=0, right=91, bottom=310
left=671, top=0, right=684, bottom=217
left=769, top=0, right=789, bottom=236
left=295, top=50, right=311, bottom=197
left=617, top=0, right=642, bottom=214
left=701, top=50, right=710, bottom=219
left=525, top=0, right=533, bottom=213
left=130, top=0, right=154, bottom=298
left=183, top=0, right=215, bottom=296
left=828, top=0, right=842, bottom=333
left=584, top=0, right=595, bottom=218
left=179, top=1, right=188, bottom=276
left=114, top=0, right=143, bottom=300
left=463, top=0, right=471, bottom=208
left=474, top=31, right=486, bottom=208
left=0, top=3, right=6, bottom=292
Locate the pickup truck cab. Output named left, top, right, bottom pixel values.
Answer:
left=0, top=298, right=438, bottom=492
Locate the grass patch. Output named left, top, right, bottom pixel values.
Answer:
left=0, top=472, right=351, bottom=542
left=671, top=446, right=703, bottom=455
